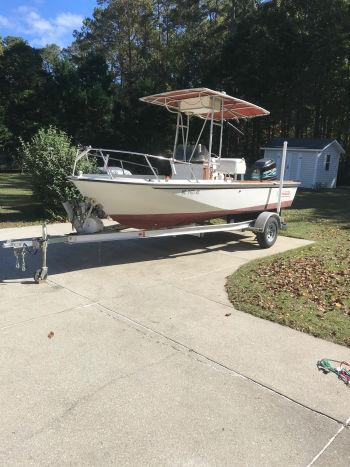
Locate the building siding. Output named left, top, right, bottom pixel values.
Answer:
left=262, top=142, right=341, bottom=189
left=263, top=149, right=316, bottom=188
left=315, top=145, right=339, bottom=188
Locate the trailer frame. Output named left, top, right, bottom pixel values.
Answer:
left=2, top=212, right=285, bottom=283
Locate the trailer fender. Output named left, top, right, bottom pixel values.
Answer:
left=250, top=212, right=281, bottom=233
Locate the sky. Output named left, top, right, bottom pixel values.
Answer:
left=0, top=0, right=97, bottom=48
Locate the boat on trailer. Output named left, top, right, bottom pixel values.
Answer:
left=69, top=88, right=299, bottom=230
left=2, top=88, right=299, bottom=283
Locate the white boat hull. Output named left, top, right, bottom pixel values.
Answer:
left=70, top=176, right=299, bottom=228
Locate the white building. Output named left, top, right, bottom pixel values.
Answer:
left=261, top=139, right=344, bottom=189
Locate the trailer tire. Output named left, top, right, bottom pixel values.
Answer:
left=256, top=217, right=279, bottom=249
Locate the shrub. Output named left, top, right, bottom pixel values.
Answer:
left=20, top=126, right=93, bottom=217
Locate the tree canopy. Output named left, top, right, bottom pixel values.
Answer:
left=1, top=0, right=350, bottom=181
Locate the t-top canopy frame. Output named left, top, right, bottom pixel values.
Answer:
left=140, top=88, right=269, bottom=165
left=140, top=88, right=269, bottom=121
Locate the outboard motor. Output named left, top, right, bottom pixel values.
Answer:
left=250, top=159, right=277, bottom=181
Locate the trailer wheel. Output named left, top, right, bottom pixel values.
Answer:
left=256, top=217, right=279, bottom=249
left=34, top=268, right=48, bottom=284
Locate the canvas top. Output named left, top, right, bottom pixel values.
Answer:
left=140, top=88, right=269, bottom=121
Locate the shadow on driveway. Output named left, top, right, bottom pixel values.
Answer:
left=1, top=231, right=260, bottom=283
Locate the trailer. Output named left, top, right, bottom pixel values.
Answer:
left=2, top=211, right=284, bottom=284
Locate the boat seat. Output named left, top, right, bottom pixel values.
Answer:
left=175, top=144, right=209, bottom=163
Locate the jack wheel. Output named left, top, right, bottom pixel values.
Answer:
left=256, top=217, right=279, bottom=249
left=34, top=268, right=48, bottom=284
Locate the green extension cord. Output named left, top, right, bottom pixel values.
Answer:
left=317, top=358, right=350, bottom=386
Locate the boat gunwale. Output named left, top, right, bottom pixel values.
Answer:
left=69, top=176, right=300, bottom=190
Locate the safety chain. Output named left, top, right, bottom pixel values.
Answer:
left=13, top=244, right=39, bottom=272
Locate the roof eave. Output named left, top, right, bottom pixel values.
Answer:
left=262, top=140, right=345, bottom=153
left=261, top=147, right=320, bottom=152
left=327, top=140, right=345, bottom=154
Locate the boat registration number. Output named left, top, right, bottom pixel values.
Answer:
left=180, top=189, right=200, bottom=195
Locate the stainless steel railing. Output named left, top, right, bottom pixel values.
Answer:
left=74, top=147, right=199, bottom=181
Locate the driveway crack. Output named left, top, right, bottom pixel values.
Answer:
left=96, top=300, right=345, bottom=426
left=306, top=417, right=350, bottom=466
left=47, top=277, right=347, bottom=427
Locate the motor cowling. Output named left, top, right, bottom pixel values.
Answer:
left=251, top=159, right=277, bottom=181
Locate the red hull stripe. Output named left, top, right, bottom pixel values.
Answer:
left=111, top=200, right=293, bottom=229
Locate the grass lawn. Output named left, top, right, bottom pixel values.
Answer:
left=226, top=188, right=350, bottom=347
left=0, top=173, right=45, bottom=228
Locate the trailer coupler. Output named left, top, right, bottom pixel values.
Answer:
left=3, top=224, right=48, bottom=283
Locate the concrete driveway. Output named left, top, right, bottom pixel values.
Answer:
left=1, top=223, right=350, bottom=466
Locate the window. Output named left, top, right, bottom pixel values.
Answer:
left=325, top=154, right=331, bottom=171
